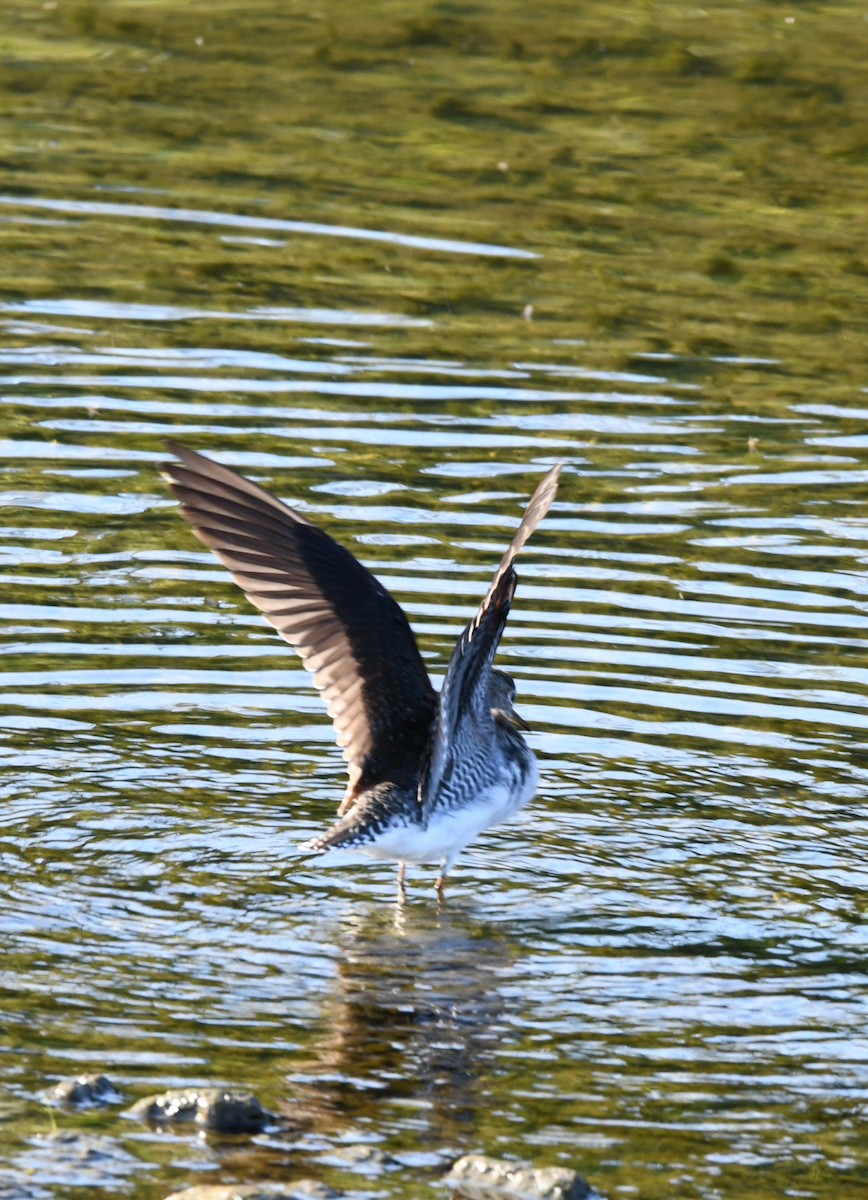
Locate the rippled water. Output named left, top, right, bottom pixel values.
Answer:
left=2, top=3, right=868, bottom=1199
left=3, top=258, right=867, bottom=1198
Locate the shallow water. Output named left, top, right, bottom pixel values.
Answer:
left=1, top=3, right=867, bottom=1199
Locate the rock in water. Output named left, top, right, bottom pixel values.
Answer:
left=444, top=1155, right=590, bottom=1200
left=129, top=1087, right=269, bottom=1133
left=164, top=1184, right=339, bottom=1200
left=50, top=1074, right=121, bottom=1108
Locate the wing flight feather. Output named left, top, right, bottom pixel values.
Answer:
left=419, top=465, right=561, bottom=817
left=162, top=442, right=437, bottom=808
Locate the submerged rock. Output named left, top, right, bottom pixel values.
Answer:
left=13, top=1131, right=142, bottom=1188
left=315, top=1143, right=393, bottom=1173
left=0, top=1178, right=50, bottom=1200
left=129, top=1087, right=269, bottom=1133
left=50, top=1074, right=121, bottom=1108
left=444, top=1155, right=590, bottom=1200
left=164, top=1183, right=339, bottom=1200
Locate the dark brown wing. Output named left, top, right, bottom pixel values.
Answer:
left=162, top=442, right=437, bottom=809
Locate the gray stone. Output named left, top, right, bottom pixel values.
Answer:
left=164, top=1183, right=339, bottom=1200
left=317, top=1143, right=392, bottom=1172
left=284, top=1185, right=340, bottom=1200
left=129, top=1087, right=269, bottom=1133
left=444, top=1155, right=590, bottom=1200
left=50, top=1073, right=121, bottom=1108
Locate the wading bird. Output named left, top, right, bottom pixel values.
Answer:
left=163, top=444, right=560, bottom=894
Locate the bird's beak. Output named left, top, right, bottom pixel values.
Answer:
left=509, top=709, right=531, bottom=731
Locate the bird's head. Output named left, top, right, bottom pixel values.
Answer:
left=488, top=668, right=530, bottom=731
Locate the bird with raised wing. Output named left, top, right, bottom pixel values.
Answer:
left=163, top=444, right=561, bottom=894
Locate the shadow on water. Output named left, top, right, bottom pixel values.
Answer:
left=286, top=899, right=518, bottom=1153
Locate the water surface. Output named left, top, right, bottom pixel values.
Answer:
left=1, top=3, right=867, bottom=1199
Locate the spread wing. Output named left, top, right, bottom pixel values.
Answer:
left=162, top=442, right=437, bottom=809
left=419, top=464, right=562, bottom=817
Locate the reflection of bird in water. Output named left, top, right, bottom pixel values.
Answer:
left=163, top=444, right=560, bottom=894
left=283, top=903, right=516, bottom=1148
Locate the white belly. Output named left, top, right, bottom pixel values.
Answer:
left=359, top=759, right=538, bottom=867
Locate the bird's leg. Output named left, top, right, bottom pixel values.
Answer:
left=397, top=862, right=407, bottom=893
left=434, top=858, right=448, bottom=899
